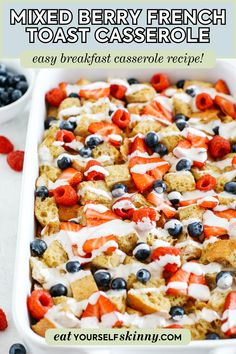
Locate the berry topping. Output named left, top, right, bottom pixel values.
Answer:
left=79, top=146, right=92, bottom=158
left=169, top=306, right=185, bottom=321
left=196, top=93, right=213, bottom=110
left=164, top=219, right=183, bottom=237
left=212, top=126, right=219, bottom=135
left=215, top=79, right=230, bottom=95
left=30, top=239, right=47, bottom=257
left=205, top=333, right=220, bottom=340
left=57, top=155, right=72, bottom=169
left=45, top=87, right=66, bottom=107
left=0, top=135, right=14, bottom=154
left=0, top=308, right=8, bottom=331
left=27, top=290, right=53, bottom=320
left=133, top=207, right=157, bottom=226
left=84, top=160, right=106, bottom=181
left=50, top=284, right=68, bottom=297
left=209, top=136, right=231, bottom=159
left=36, top=186, right=49, bottom=198
left=133, top=243, right=151, bottom=261
left=216, top=271, right=233, bottom=290
left=136, top=269, right=151, bottom=284
left=196, top=174, right=216, bottom=191
left=56, top=129, right=75, bottom=143
left=187, top=221, right=203, bottom=238
left=94, top=270, right=111, bottom=290
left=7, top=150, right=24, bottom=172
left=85, top=135, right=103, bottom=149
left=153, top=180, right=167, bottom=194
left=145, top=132, right=159, bottom=148
left=69, top=92, right=79, bottom=98
left=224, top=181, right=236, bottom=195
left=111, top=183, right=128, bottom=198
left=150, top=73, right=170, bottom=92
left=9, top=344, right=27, bottom=354
left=153, top=143, right=168, bottom=157
left=66, top=261, right=81, bottom=273
left=58, top=168, right=83, bottom=187
left=185, top=87, right=196, bottom=97
left=176, top=80, right=185, bottom=89
left=44, top=117, right=55, bottom=129
left=111, top=277, right=127, bottom=290
left=110, top=84, right=127, bottom=100
left=176, top=158, right=192, bottom=171
left=168, top=191, right=182, bottom=205
left=176, top=119, right=187, bottom=131
left=54, top=185, right=78, bottom=206
left=59, top=120, right=76, bottom=132
left=127, top=78, right=139, bottom=85
left=112, top=109, right=131, bottom=129
left=174, top=113, right=188, bottom=122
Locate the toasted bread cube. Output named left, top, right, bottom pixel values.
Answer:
left=32, top=317, right=56, bottom=337
left=43, top=240, right=68, bottom=267
left=70, top=274, right=98, bottom=301
left=173, top=97, right=192, bottom=117
left=74, top=115, right=102, bottom=137
left=184, top=80, right=213, bottom=90
left=130, top=120, right=161, bottom=136
left=78, top=181, right=112, bottom=206
left=159, top=125, right=185, bottom=152
left=105, top=164, right=131, bottom=188
left=53, top=296, right=70, bottom=305
left=132, top=193, right=153, bottom=208
left=92, top=142, right=120, bottom=166
left=107, top=290, right=127, bottom=313
left=35, top=197, right=59, bottom=227
left=126, top=86, right=156, bottom=103
left=47, top=106, right=58, bottom=118
left=127, top=103, right=146, bottom=115
left=201, top=239, right=236, bottom=267
left=192, top=163, right=220, bottom=180
left=126, top=307, right=143, bottom=315
left=40, top=126, right=64, bottom=159
left=167, top=294, right=188, bottom=307
left=178, top=239, right=202, bottom=262
left=117, top=232, right=138, bottom=255
left=58, top=204, right=80, bottom=221
left=127, top=288, right=170, bottom=314
left=164, top=171, right=195, bottom=192
left=39, top=165, right=61, bottom=182
left=208, top=288, right=230, bottom=313
left=190, top=109, right=220, bottom=121
left=178, top=204, right=204, bottom=221
left=91, top=252, right=125, bottom=269
left=58, top=97, right=81, bottom=119
left=215, top=175, right=233, bottom=193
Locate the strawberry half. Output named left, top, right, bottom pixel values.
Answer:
left=88, top=122, right=122, bottom=146
left=58, top=167, right=83, bottom=186
left=152, top=247, right=181, bottom=273
left=215, top=79, right=230, bottom=95
left=129, top=136, right=149, bottom=154
left=60, top=222, right=83, bottom=232
left=214, top=95, right=236, bottom=119
left=84, top=204, right=120, bottom=227
left=79, top=87, right=110, bottom=100
left=166, top=269, right=190, bottom=296
left=83, top=235, right=118, bottom=254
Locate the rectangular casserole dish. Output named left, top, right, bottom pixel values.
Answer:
left=13, top=60, right=236, bottom=354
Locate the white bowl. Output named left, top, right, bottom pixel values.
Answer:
left=0, top=59, right=35, bottom=124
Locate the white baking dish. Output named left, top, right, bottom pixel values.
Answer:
left=13, top=60, right=236, bottom=354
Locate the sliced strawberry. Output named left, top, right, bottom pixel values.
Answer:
left=99, top=295, right=118, bottom=317
left=188, top=273, right=210, bottom=301
left=177, top=139, right=192, bottom=149
left=59, top=82, right=69, bottom=94
left=129, top=156, right=170, bottom=181
left=165, top=324, right=183, bottom=329
left=166, top=269, right=190, bottom=296
left=83, top=235, right=118, bottom=254
left=45, top=88, right=66, bottom=107
left=88, top=122, right=122, bottom=146
left=112, top=197, right=135, bottom=219
left=58, top=167, right=83, bottom=186
left=214, top=209, right=236, bottom=221
left=215, top=80, right=230, bottom=95
left=152, top=247, right=181, bottom=273
left=142, top=100, right=172, bottom=122
left=232, top=156, right=236, bottom=167
left=79, top=87, right=110, bottom=100
left=130, top=136, right=149, bottom=154
left=187, top=132, right=209, bottom=149
left=85, top=207, right=120, bottom=227
left=133, top=207, right=156, bottom=223
left=214, top=95, right=236, bottom=119
left=60, top=222, right=83, bottom=232
left=81, top=302, right=100, bottom=318
left=84, top=160, right=106, bottom=181
left=146, top=191, right=176, bottom=218
left=224, top=291, right=236, bottom=311
left=110, top=84, right=127, bottom=100
left=131, top=173, right=155, bottom=193
left=112, top=109, right=131, bottom=129
left=56, top=130, right=75, bottom=143
left=203, top=225, right=227, bottom=238
left=197, top=197, right=218, bottom=209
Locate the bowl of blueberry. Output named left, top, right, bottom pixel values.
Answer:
left=0, top=59, right=35, bottom=123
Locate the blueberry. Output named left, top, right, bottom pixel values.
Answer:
left=128, top=78, right=139, bottom=85
left=50, top=284, right=68, bottom=297
left=79, top=147, right=92, bottom=158
left=164, top=219, right=183, bottom=237
left=85, top=135, right=102, bottom=149
left=57, top=156, right=72, bottom=169
left=11, top=89, right=22, bottom=102
left=176, top=158, right=192, bottom=171
left=59, top=120, right=75, bottom=132
left=145, top=132, right=159, bottom=149
left=232, top=144, right=236, bottom=153
left=153, top=180, right=167, bottom=194
left=111, top=183, right=128, bottom=198
left=176, top=80, right=185, bottom=89
left=109, top=110, right=114, bottom=116
left=30, top=238, right=47, bottom=257
left=187, top=221, right=203, bottom=238
left=168, top=191, right=182, bottom=205
left=174, top=114, right=188, bottom=122
left=36, top=186, right=49, bottom=199
left=185, top=87, right=196, bottom=97
left=216, top=271, right=233, bottom=290
left=111, top=277, right=127, bottom=290
left=224, top=181, right=236, bottom=195
left=133, top=243, right=151, bottom=261
left=176, top=120, right=187, bottom=131
left=94, top=270, right=111, bottom=290
left=44, top=117, right=56, bottom=129
left=16, top=81, right=28, bottom=94
left=0, top=90, right=10, bottom=105
left=169, top=306, right=185, bottom=321
left=136, top=269, right=151, bottom=284
left=0, top=75, right=8, bottom=87
left=205, top=333, right=220, bottom=340
left=69, top=93, right=79, bottom=98
left=14, top=74, right=26, bottom=83
left=212, top=126, right=219, bottom=135
left=0, top=70, right=7, bottom=77
left=9, top=343, right=27, bottom=354
left=153, top=143, right=168, bottom=157
left=66, top=261, right=81, bottom=273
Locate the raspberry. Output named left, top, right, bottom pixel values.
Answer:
left=7, top=150, right=24, bottom=172
left=0, top=136, right=14, bottom=154
left=27, top=290, right=53, bottom=320
left=208, top=136, right=231, bottom=159
left=150, top=73, right=170, bottom=92
left=110, top=84, right=127, bottom=100
left=196, top=93, right=213, bottom=110
left=196, top=174, right=216, bottom=191
left=112, top=109, right=131, bottom=129
left=45, top=87, right=66, bottom=107
left=0, top=308, right=8, bottom=331
left=54, top=185, right=78, bottom=206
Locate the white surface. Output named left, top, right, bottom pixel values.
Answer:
left=0, top=110, right=28, bottom=352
